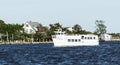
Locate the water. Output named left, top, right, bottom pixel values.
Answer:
left=0, top=41, right=120, bottom=65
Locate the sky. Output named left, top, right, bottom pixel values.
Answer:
left=0, top=0, right=120, bottom=33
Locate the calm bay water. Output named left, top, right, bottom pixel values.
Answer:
left=0, top=41, right=120, bottom=65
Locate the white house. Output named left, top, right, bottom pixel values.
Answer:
left=67, top=27, right=73, bottom=31
left=100, top=34, right=112, bottom=41
left=23, top=21, right=40, bottom=34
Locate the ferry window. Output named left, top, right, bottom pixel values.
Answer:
left=85, top=37, right=87, bottom=39
left=81, top=36, right=84, bottom=39
left=93, top=37, right=96, bottom=39
left=59, top=30, right=62, bottom=31
left=78, top=39, right=81, bottom=42
left=90, top=37, right=92, bottom=39
left=55, top=33, right=57, bottom=35
left=88, top=37, right=89, bottom=39
left=53, top=36, right=56, bottom=38
left=75, top=39, right=77, bottom=42
left=58, top=33, right=60, bottom=35
left=72, top=39, right=74, bottom=42
left=68, top=39, right=71, bottom=42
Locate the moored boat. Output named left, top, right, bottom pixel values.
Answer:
left=52, top=29, right=99, bottom=47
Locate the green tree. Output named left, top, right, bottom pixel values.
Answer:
left=49, top=23, right=62, bottom=34
left=94, top=20, right=107, bottom=35
left=0, top=20, right=6, bottom=34
left=72, top=24, right=82, bottom=34
left=0, top=20, right=24, bottom=41
left=47, top=23, right=63, bottom=39
left=37, top=24, right=48, bottom=32
left=62, top=27, right=72, bottom=34
left=0, top=20, right=5, bottom=24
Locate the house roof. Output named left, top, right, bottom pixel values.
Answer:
left=26, top=21, right=42, bottom=31
left=27, top=21, right=40, bottom=28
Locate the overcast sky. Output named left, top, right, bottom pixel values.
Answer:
left=0, top=0, right=120, bottom=33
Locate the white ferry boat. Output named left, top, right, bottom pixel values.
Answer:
left=52, top=29, right=99, bottom=47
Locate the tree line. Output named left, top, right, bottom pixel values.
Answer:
left=1, top=19, right=117, bottom=42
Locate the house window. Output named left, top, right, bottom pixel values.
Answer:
left=25, top=30, right=28, bottom=33
left=30, top=30, right=33, bottom=33
left=26, top=24, right=29, bottom=27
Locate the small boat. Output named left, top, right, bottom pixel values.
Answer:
left=52, top=29, right=99, bottom=47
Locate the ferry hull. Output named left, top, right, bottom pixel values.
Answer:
left=53, top=39, right=99, bottom=47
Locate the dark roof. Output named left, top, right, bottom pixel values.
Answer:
left=27, top=21, right=40, bottom=28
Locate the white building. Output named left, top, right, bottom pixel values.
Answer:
left=23, top=21, right=40, bottom=34
left=67, top=27, right=73, bottom=31
left=100, top=34, right=112, bottom=41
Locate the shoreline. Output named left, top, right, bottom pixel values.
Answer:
left=0, top=41, right=53, bottom=44
left=0, top=40, right=120, bottom=45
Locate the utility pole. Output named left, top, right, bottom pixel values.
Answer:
left=12, top=34, right=14, bottom=42
left=31, top=33, right=34, bottom=44
left=6, top=32, right=8, bottom=42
